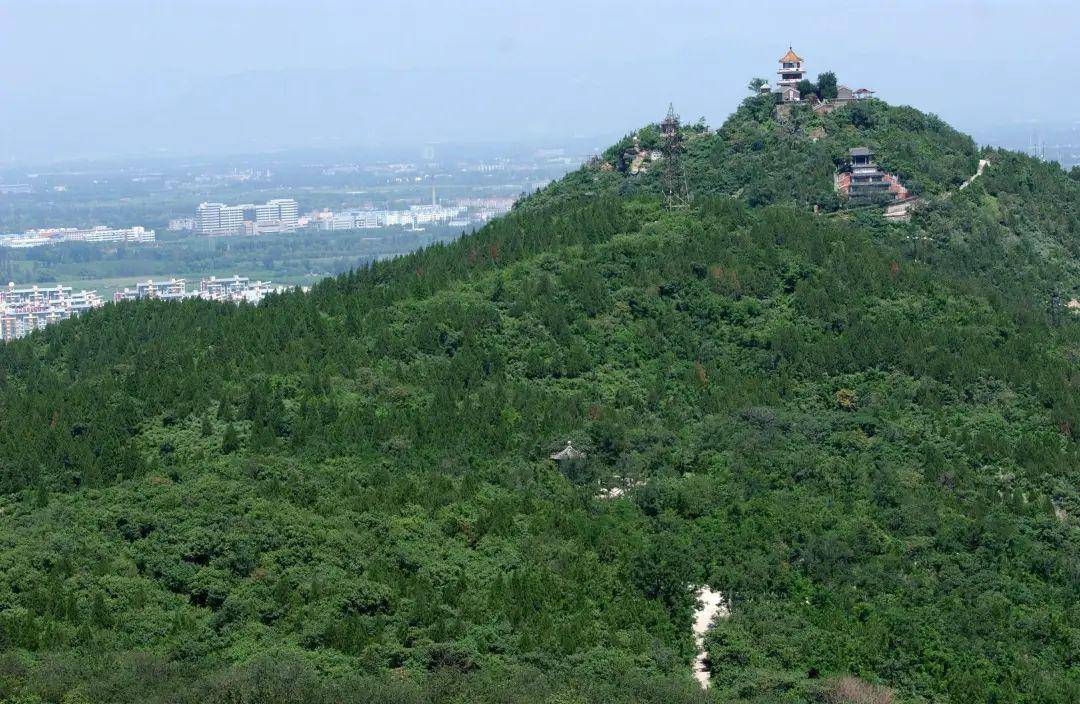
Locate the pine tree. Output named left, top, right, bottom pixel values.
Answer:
left=34, top=481, right=48, bottom=509
left=216, top=395, right=232, bottom=422
left=221, top=423, right=240, bottom=454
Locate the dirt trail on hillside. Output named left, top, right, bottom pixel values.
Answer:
left=885, top=158, right=990, bottom=222
left=959, top=159, right=991, bottom=191
left=692, top=587, right=729, bottom=688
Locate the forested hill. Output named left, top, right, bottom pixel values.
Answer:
left=534, top=95, right=983, bottom=210
left=0, top=96, right=1078, bottom=704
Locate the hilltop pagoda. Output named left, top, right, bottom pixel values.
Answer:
left=776, top=47, right=805, bottom=102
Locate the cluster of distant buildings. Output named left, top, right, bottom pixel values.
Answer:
left=1, top=275, right=285, bottom=342
left=191, top=168, right=273, bottom=185
left=193, top=198, right=299, bottom=236
left=176, top=193, right=514, bottom=236
left=311, top=203, right=467, bottom=231
left=5, top=190, right=516, bottom=247
left=310, top=195, right=514, bottom=232
left=0, top=282, right=104, bottom=341
left=0, top=225, right=155, bottom=249
left=112, top=275, right=282, bottom=304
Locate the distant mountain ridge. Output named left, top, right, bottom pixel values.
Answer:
left=0, top=66, right=690, bottom=163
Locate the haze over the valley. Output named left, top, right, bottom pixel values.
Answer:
left=1, top=0, right=1076, bottom=163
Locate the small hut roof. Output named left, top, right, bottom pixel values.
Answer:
left=550, top=440, right=585, bottom=461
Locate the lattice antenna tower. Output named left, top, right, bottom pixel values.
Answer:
left=661, top=103, right=690, bottom=206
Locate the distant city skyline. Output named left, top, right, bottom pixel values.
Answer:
left=1, top=1, right=1077, bottom=163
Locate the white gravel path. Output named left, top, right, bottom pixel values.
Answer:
left=692, top=586, right=729, bottom=688
left=959, top=159, right=990, bottom=191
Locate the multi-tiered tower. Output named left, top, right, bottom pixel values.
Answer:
left=847, top=148, right=891, bottom=202
left=776, top=47, right=805, bottom=102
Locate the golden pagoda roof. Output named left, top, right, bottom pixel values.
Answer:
left=779, top=47, right=802, bottom=63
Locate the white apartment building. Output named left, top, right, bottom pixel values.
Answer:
left=254, top=199, right=298, bottom=231
left=332, top=213, right=358, bottom=230
left=1, top=282, right=104, bottom=341
left=198, top=199, right=298, bottom=235
left=168, top=218, right=195, bottom=231
left=355, top=212, right=383, bottom=228
left=76, top=226, right=155, bottom=244
left=0, top=226, right=156, bottom=248
left=195, top=202, right=245, bottom=236
left=307, top=203, right=482, bottom=231
left=112, top=275, right=279, bottom=306
left=199, top=275, right=274, bottom=303
left=113, top=278, right=188, bottom=302
left=0, top=235, right=50, bottom=248
left=269, top=198, right=298, bottom=231
left=1, top=282, right=72, bottom=306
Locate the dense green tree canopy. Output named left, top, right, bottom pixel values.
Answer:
left=796, top=79, right=818, bottom=100
left=817, top=71, right=838, bottom=100
left=0, top=95, right=1077, bottom=704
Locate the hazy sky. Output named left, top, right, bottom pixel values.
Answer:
left=0, top=0, right=1075, bottom=163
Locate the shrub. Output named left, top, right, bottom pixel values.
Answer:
left=824, top=676, right=894, bottom=704
left=835, top=389, right=859, bottom=411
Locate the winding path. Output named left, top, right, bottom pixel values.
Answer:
left=959, top=158, right=991, bottom=191
left=692, top=587, right=729, bottom=688
left=884, top=158, right=991, bottom=222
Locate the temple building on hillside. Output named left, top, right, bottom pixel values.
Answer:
left=848, top=148, right=890, bottom=200
left=776, top=47, right=806, bottom=102
left=836, top=147, right=910, bottom=203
